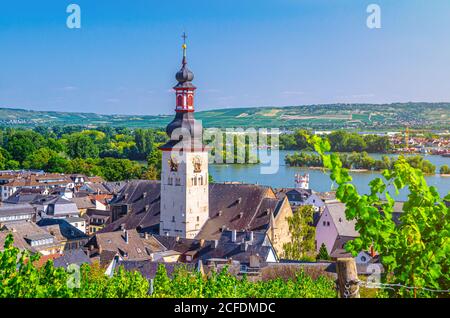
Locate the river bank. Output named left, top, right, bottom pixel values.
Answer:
left=209, top=151, right=450, bottom=201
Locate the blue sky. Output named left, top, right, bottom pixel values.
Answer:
left=0, top=0, right=449, bottom=115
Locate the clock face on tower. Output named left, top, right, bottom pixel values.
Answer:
left=169, top=156, right=179, bottom=172
left=193, top=156, right=202, bottom=173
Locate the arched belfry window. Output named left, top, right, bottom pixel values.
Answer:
left=177, top=95, right=183, bottom=107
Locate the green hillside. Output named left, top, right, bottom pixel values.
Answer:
left=0, top=103, right=449, bottom=130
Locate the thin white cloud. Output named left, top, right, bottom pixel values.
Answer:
left=106, top=98, right=120, bottom=103
left=61, top=86, right=78, bottom=91
left=335, top=93, right=375, bottom=100
left=281, top=91, right=305, bottom=96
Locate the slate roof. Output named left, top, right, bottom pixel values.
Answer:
left=197, top=183, right=281, bottom=240
left=37, top=219, right=88, bottom=241
left=84, top=209, right=112, bottom=224
left=153, top=230, right=276, bottom=266
left=4, top=193, right=42, bottom=204
left=86, top=229, right=165, bottom=262
left=53, top=249, right=92, bottom=269
left=81, top=182, right=111, bottom=194
left=0, top=230, right=37, bottom=253
left=197, top=230, right=276, bottom=266
left=2, top=221, right=60, bottom=251
left=103, top=181, right=128, bottom=194
left=104, top=180, right=161, bottom=233
left=326, top=202, right=359, bottom=237
left=275, top=188, right=312, bottom=203
left=70, top=196, right=96, bottom=210
left=0, top=203, right=36, bottom=218
left=3, top=174, right=72, bottom=187
left=329, top=235, right=355, bottom=258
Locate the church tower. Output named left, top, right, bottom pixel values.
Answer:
left=159, top=34, right=209, bottom=239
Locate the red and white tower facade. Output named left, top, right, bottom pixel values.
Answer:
left=174, top=36, right=196, bottom=112
left=295, top=173, right=310, bottom=190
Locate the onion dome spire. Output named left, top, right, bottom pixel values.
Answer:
left=175, top=32, right=194, bottom=83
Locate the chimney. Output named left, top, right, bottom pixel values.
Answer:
left=250, top=254, right=260, bottom=268
left=124, top=230, right=129, bottom=244
left=199, top=239, right=205, bottom=247
left=211, top=240, right=219, bottom=249
left=231, top=230, right=237, bottom=243
left=176, top=236, right=180, bottom=243
left=144, top=232, right=149, bottom=240
left=240, top=242, right=248, bottom=252
left=370, top=245, right=376, bottom=258
left=248, top=231, right=254, bottom=242
left=239, top=212, right=243, bottom=219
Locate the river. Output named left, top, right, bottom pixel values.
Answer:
left=209, top=151, right=450, bottom=201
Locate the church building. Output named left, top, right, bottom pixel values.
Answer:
left=101, top=37, right=294, bottom=256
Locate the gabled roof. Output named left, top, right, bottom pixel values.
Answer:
left=329, top=235, right=355, bottom=258
left=53, top=249, right=92, bottom=269
left=86, top=230, right=164, bottom=262
left=0, top=230, right=37, bottom=253
left=197, top=183, right=278, bottom=240
left=326, top=202, right=359, bottom=237
left=38, top=219, right=88, bottom=241
left=70, top=196, right=96, bottom=210
left=2, top=220, right=60, bottom=251
left=197, top=230, right=275, bottom=266
left=4, top=193, right=42, bottom=204
left=0, top=203, right=36, bottom=217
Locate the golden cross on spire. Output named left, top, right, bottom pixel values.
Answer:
left=182, top=32, right=187, bottom=57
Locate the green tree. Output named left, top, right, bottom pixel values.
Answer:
left=147, top=148, right=162, bottom=171
left=440, top=165, right=450, bottom=175
left=141, top=165, right=160, bottom=180
left=67, top=158, right=101, bottom=176
left=316, top=243, right=330, bottom=261
left=5, top=160, right=20, bottom=170
left=0, top=150, right=6, bottom=170
left=279, top=133, right=296, bottom=150
left=282, top=205, right=316, bottom=261
left=98, top=158, right=143, bottom=181
left=67, top=133, right=99, bottom=159
left=307, top=134, right=449, bottom=298
left=5, top=130, right=45, bottom=163
left=23, top=148, right=57, bottom=170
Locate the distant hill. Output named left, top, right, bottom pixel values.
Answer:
left=0, top=103, right=449, bottom=130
